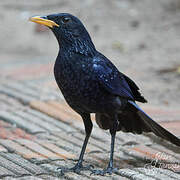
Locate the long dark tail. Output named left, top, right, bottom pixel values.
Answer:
left=95, top=101, right=180, bottom=147
left=128, top=101, right=180, bottom=147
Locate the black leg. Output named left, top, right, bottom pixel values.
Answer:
left=72, top=113, right=93, bottom=172
left=107, top=114, right=118, bottom=169
left=91, top=114, right=119, bottom=175
left=58, top=113, right=93, bottom=174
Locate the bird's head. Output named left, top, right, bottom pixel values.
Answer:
left=30, top=13, right=95, bottom=56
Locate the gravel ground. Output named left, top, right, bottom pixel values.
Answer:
left=0, top=0, right=180, bottom=107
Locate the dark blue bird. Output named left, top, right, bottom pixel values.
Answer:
left=30, top=13, right=180, bottom=175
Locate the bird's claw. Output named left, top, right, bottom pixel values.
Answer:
left=57, top=164, right=94, bottom=175
left=90, top=167, right=118, bottom=176
left=70, top=163, right=94, bottom=174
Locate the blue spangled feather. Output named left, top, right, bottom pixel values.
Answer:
left=92, top=57, right=134, bottom=100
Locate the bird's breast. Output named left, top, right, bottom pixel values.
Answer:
left=53, top=56, right=122, bottom=113
left=54, top=59, right=102, bottom=110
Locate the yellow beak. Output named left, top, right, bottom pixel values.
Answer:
left=29, top=16, right=59, bottom=28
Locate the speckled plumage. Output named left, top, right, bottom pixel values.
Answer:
left=31, top=13, right=180, bottom=175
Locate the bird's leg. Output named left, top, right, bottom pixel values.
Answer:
left=58, top=113, right=93, bottom=174
left=71, top=113, right=93, bottom=172
left=91, top=114, right=119, bottom=175
left=105, top=122, right=118, bottom=174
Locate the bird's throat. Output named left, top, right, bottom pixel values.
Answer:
left=57, top=33, right=96, bottom=57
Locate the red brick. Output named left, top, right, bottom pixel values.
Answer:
left=4, top=63, right=53, bottom=80
left=30, top=100, right=79, bottom=124
left=35, top=140, right=75, bottom=159
left=15, top=139, right=61, bottom=159
left=0, top=120, right=12, bottom=127
left=47, top=101, right=81, bottom=120
left=0, top=140, right=44, bottom=160
left=0, top=120, right=35, bottom=140
left=12, top=128, right=35, bottom=140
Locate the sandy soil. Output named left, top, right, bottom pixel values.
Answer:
left=0, top=0, right=180, bottom=107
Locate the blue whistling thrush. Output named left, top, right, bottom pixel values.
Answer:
left=30, top=13, right=180, bottom=175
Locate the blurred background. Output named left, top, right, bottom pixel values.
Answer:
left=0, top=0, right=180, bottom=107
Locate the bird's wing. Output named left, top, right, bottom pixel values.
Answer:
left=121, top=73, right=147, bottom=103
left=92, top=60, right=135, bottom=100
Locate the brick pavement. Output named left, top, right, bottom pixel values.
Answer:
left=0, top=58, right=180, bottom=179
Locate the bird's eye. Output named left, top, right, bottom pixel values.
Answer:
left=62, top=17, right=70, bottom=24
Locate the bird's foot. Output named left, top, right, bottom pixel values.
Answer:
left=90, top=167, right=118, bottom=176
left=57, top=163, right=94, bottom=175
left=70, top=163, right=94, bottom=174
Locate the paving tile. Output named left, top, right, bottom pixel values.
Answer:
left=0, top=166, right=15, bottom=177
left=159, top=121, right=180, bottom=136
left=36, top=175, right=60, bottom=180
left=13, top=109, right=61, bottom=132
left=0, top=57, right=51, bottom=71
left=22, top=81, right=64, bottom=101
left=0, top=156, right=31, bottom=176
left=27, top=109, right=73, bottom=132
left=116, top=131, right=153, bottom=146
left=0, top=94, right=23, bottom=111
left=11, top=128, right=34, bottom=140
left=36, top=132, right=61, bottom=142
left=47, top=101, right=81, bottom=120
left=152, top=144, right=180, bottom=161
left=39, top=163, right=60, bottom=175
left=0, top=120, right=11, bottom=128
left=123, top=144, right=179, bottom=164
left=120, top=144, right=180, bottom=174
left=15, top=139, right=61, bottom=160
left=143, top=106, right=180, bottom=116
left=30, top=101, right=75, bottom=124
left=4, top=63, right=53, bottom=80
left=0, top=139, right=45, bottom=160
left=0, top=111, right=44, bottom=134
left=2, top=82, right=40, bottom=99
left=53, top=131, right=101, bottom=154
left=53, top=136, right=81, bottom=154
left=0, top=86, right=36, bottom=104
left=0, top=127, right=18, bottom=140
left=64, top=172, right=94, bottom=180
left=142, top=106, right=180, bottom=122
left=0, top=119, right=34, bottom=140
left=3, top=177, right=43, bottom=180
left=116, top=168, right=156, bottom=180
left=35, top=140, right=75, bottom=159
left=136, top=167, right=180, bottom=180
left=0, top=145, right=7, bottom=152
left=0, top=153, right=46, bottom=175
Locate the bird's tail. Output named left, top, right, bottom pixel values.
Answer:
left=95, top=101, right=180, bottom=147
left=128, top=100, right=180, bottom=147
